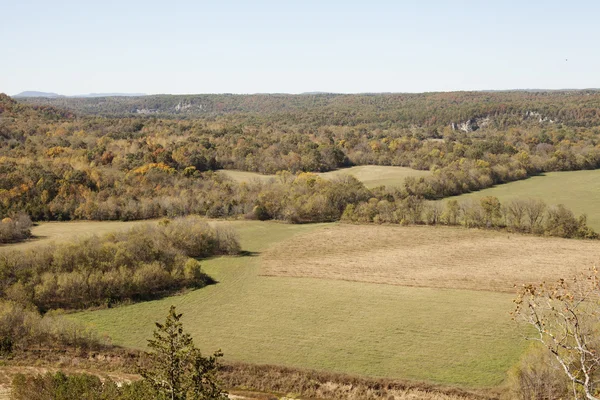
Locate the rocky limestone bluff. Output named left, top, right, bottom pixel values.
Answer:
left=450, top=116, right=490, bottom=132
left=450, top=110, right=557, bottom=133
left=136, top=101, right=201, bottom=114
left=524, top=110, right=556, bottom=123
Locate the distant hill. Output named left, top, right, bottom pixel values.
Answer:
left=13, top=91, right=146, bottom=98
left=14, top=90, right=600, bottom=128
left=80, top=93, right=147, bottom=98
left=14, top=91, right=63, bottom=98
left=0, top=93, right=74, bottom=119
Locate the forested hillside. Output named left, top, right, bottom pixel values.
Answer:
left=16, top=91, right=600, bottom=128
left=2, top=92, right=600, bottom=229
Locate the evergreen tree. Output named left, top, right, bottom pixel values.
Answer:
left=140, top=306, right=227, bottom=400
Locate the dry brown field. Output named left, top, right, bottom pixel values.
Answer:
left=0, top=220, right=151, bottom=252
left=261, top=224, right=600, bottom=293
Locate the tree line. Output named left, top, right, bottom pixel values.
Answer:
left=3, top=92, right=600, bottom=225
left=342, top=196, right=598, bottom=239
left=1, top=159, right=596, bottom=240
left=0, top=300, right=107, bottom=356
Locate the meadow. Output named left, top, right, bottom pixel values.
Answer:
left=451, top=169, right=600, bottom=231
left=5, top=90, right=600, bottom=398
left=7, top=214, right=599, bottom=389
left=15, top=220, right=524, bottom=389
left=218, top=165, right=431, bottom=188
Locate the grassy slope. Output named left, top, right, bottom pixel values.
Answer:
left=451, top=169, right=600, bottom=231
left=70, top=221, right=525, bottom=388
left=218, top=165, right=431, bottom=188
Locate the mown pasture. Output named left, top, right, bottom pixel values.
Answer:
left=4, top=215, right=597, bottom=388
left=12, top=220, right=528, bottom=388
left=262, top=224, right=600, bottom=292
left=218, top=165, right=431, bottom=188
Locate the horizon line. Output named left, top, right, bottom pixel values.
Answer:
left=11, top=87, right=600, bottom=98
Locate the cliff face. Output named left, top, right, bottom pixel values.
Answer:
left=450, top=111, right=556, bottom=133
left=525, top=110, right=556, bottom=123
left=450, top=116, right=490, bottom=132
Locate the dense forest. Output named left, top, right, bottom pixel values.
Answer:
left=3, top=91, right=600, bottom=227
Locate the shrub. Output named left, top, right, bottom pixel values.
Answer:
left=160, top=217, right=241, bottom=257
left=11, top=372, right=155, bottom=400
left=10, top=307, right=227, bottom=400
left=0, top=213, right=32, bottom=243
left=0, top=217, right=240, bottom=311
left=504, top=346, right=569, bottom=400
left=0, top=300, right=106, bottom=354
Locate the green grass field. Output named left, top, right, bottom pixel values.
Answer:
left=66, top=220, right=526, bottom=388
left=451, top=169, right=600, bottom=231
left=218, top=165, right=431, bottom=188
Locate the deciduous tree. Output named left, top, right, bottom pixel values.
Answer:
left=514, top=270, right=600, bottom=399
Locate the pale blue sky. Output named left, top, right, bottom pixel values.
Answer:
left=1, top=0, right=598, bottom=95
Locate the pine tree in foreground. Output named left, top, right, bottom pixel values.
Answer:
left=140, top=305, right=227, bottom=400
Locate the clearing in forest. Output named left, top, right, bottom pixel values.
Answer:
left=0, top=220, right=150, bottom=252
left=64, top=221, right=527, bottom=388
left=9, top=220, right=583, bottom=388
left=218, top=165, right=430, bottom=188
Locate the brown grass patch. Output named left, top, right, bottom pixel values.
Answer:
left=0, top=352, right=489, bottom=400
left=261, top=224, right=600, bottom=293
left=0, top=220, right=151, bottom=252
left=221, top=363, right=494, bottom=400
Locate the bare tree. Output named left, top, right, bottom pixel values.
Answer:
left=506, top=199, right=527, bottom=231
left=523, top=199, right=546, bottom=233
left=514, top=270, right=600, bottom=399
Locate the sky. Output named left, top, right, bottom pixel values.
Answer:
left=1, top=0, right=599, bottom=95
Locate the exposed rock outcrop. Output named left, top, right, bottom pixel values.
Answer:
left=450, top=116, right=490, bottom=133
left=524, top=110, right=555, bottom=123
